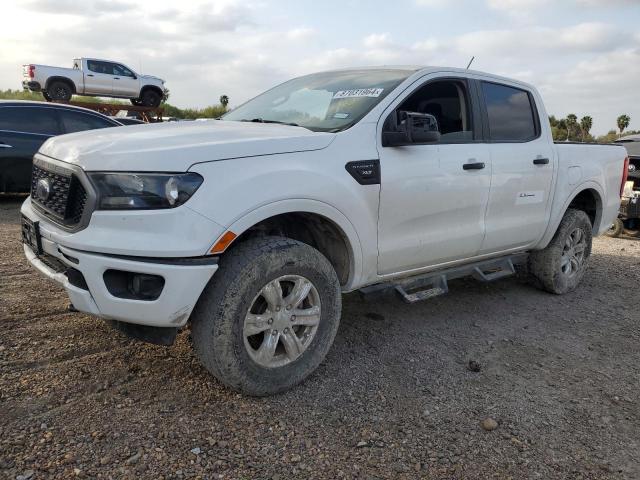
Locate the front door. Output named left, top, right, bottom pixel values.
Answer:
left=84, top=60, right=114, bottom=95
left=478, top=81, right=555, bottom=253
left=112, top=64, right=140, bottom=97
left=377, top=77, right=492, bottom=275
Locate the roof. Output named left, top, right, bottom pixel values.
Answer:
left=0, top=100, right=121, bottom=123
left=312, top=65, right=537, bottom=91
left=617, top=134, right=640, bottom=142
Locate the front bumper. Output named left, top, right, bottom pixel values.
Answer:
left=21, top=202, right=219, bottom=328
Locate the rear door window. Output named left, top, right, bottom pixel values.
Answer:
left=481, top=82, right=538, bottom=142
left=59, top=110, right=116, bottom=133
left=0, top=106, right=61, bottom=135
left=87, top=60, right=114, bottom=75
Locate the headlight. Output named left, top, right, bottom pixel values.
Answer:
left=88, top=172, right=203, bottom=210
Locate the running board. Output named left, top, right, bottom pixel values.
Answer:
left=361, top=253, right=527, bottom=304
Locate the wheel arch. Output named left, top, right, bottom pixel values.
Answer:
left=139, top=85, right=164, bottom=98
left=211, top=200, right=364, bottom=289
left=538, top=181, right=605, bottom=248
left=44, top=76, right=76, bottom=94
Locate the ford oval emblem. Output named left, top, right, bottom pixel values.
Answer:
left=36, top=178, right=51, bottom=202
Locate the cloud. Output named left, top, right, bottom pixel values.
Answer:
left=25, top=0, right=135, bottom=15
left=415, top=0, right=448, bottom=6
left=455, top=23, right=624, bottom=57
left=183, top=1, right=253, bottom=33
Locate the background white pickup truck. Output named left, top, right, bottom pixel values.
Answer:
left=22, top=58, right=165, bottom=107
left=21, top=66, right=628, bottom=395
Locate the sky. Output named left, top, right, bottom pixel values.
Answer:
left=1, top=0, right=639, bottom=135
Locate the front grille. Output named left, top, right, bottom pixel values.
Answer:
left=31, top=163, right=87, bottom=226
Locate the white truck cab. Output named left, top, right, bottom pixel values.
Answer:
left=21, top=66, right=627, bottom=395
left=22, top=58, right=165, bottom=107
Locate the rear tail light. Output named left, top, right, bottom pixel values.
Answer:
left=28, top=65, right=35, bottom=78
left=620, top=156, right=630, bottom=197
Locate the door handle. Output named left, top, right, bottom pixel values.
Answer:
left=533, top=158, right=549, bottom=165
left=463, top=162, right=485, bottom=170
left=87, top=74, right=94, bottom=77
left=114, top=77, right=120, bottom=80
left=0, top=143, right=13, bottom=148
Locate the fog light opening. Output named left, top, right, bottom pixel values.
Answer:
left=103, top=270, right=165, bottom=301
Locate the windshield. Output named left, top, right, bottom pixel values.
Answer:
left=222, top=69, right=414, bottom=132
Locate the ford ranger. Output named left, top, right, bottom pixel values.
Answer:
left=21, top=67, right=628, bottom=395
left=22, top=58, right=165, bottom=107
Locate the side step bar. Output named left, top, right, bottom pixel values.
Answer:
left=361, top=253, right=528, bottom=304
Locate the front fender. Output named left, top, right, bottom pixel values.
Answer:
left=210, top=199, right=364, bottom=290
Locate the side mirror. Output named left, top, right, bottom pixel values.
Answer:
left=382, top=110, right=441, bottom=147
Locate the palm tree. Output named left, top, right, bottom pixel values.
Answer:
left=617, top=114, right=630, bottom=138
left=219, top=95, right=229, bottom=109
left=579, top=115, right=592, bottom=142
left=566, top=114, right=577, bottom=141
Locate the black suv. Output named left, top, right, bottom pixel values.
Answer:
left=0, top=101, right=122, bottom=193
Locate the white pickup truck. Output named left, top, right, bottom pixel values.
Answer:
left=21, top=66, right=628, bottom=395
left=22, top=58, right=165, bottom=107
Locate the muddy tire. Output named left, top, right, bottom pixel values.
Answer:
left=47, top=81, right=72, bottom=101
left=605, top=218, right=624, bottom=238
left=190, top=236, right=342, bottom=396
left=529, top=209, right=592, bottom=294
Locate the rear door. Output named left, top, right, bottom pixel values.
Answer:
left=112, top=64, right=140, bottom=97
left=0, top=106, right=61, bottom=192
left=377, top=74, right=492, bottom=274
left=478, top=81, right=555, bottom=253
left=84, top=60, right=113, bottom=95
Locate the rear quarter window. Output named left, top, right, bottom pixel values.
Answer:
left=0, top=106, right=61, bottom=135
left=481, top=82, right=538, bottom=142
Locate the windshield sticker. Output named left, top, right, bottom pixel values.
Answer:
left=333, top=112, right=350, bottom=119
left=333, top=88, right=384, bottom=99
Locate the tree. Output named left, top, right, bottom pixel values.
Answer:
left=617, top=114, right=630, bottom=138
left=219, top=95, right=229, bottom=109
left=579, top=115, right=592, bottom=142
left=566, top=114, right=577, bottom=141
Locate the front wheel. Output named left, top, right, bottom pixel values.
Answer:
left=190, top=236, right=342, bottom=396
left=140, top=89, right=161, bottom=107
left=529, top=209, right=593, bottom=294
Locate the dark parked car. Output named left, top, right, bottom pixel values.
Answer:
left=0, top=101, right=121, bottom=193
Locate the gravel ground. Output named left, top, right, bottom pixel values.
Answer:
left=1, top=195, right=639, bottom=480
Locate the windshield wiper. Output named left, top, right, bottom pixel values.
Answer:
left=241, top=118, right=300, bottom=127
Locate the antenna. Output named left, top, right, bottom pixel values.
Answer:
left=466, top=56, right=475, bottom=69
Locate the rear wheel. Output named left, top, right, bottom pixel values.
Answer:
left=190, top=236, right=342, bottom=396
left=47, top=81, right=72, bottom=101
left=605, top=218, right=624, bottom=238
left=529, top=209, right=592, bottom=294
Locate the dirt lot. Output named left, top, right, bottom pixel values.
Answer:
left=1, top=195, right=639, bottom=480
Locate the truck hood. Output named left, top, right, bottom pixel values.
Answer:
left=39, top=120, right=335, bottom=171
left=139, top=74, right=165, bottom=84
